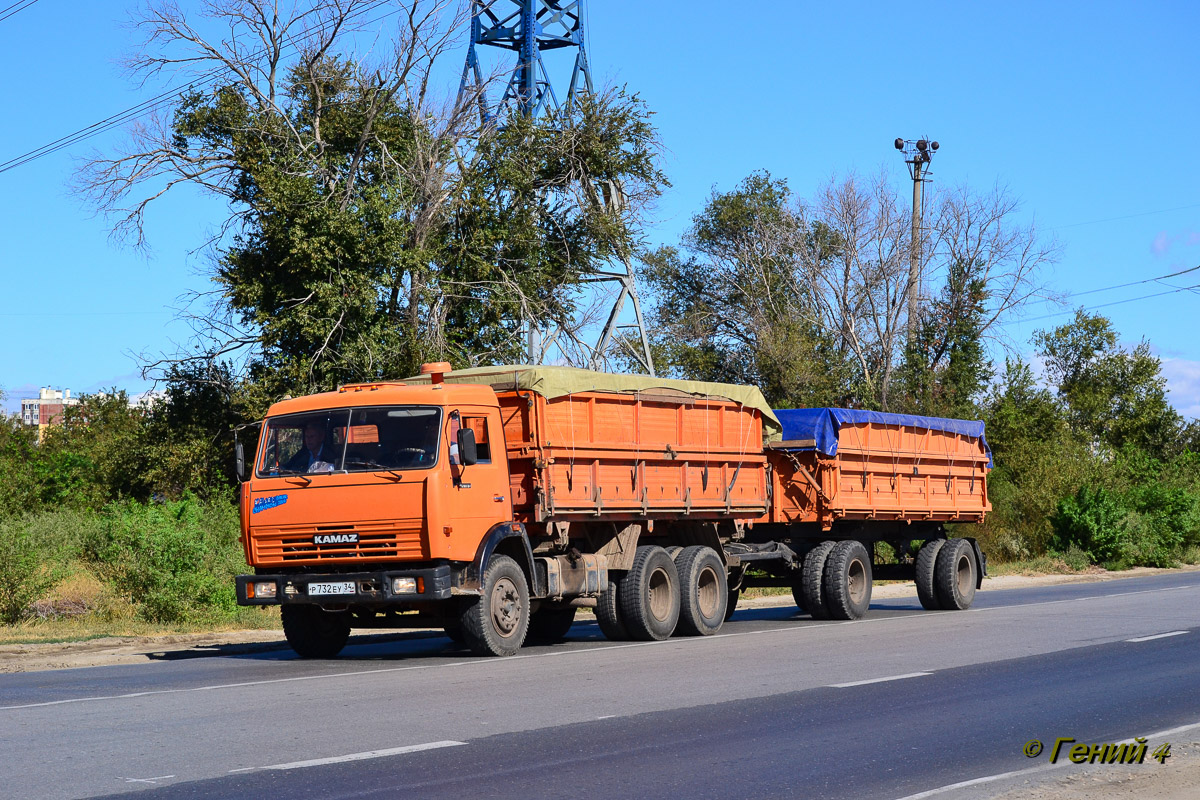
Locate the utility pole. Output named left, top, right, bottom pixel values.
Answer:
left=894, top=137, right=939, bottom=337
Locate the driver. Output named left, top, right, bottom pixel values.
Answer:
left=286, top=421, right=335, bottom=472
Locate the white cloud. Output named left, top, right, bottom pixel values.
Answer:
left=1161, top=358, right=1200, bottom=421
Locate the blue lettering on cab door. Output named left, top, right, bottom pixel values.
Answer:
left=252, top=494, right=288, bottom=513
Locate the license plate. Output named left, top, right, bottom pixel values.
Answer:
left=308, top=581, right=355, bottom=596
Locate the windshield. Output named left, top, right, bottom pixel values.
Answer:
left=256, top=406, right=441, bottom=477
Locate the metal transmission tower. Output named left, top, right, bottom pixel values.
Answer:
left=894, top=137, right=939, bottom=337
left=457, top=1, right=656, bottom=375
left=460, top=0, right=593, bottom=120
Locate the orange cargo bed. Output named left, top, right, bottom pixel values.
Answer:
left=767, top=409, right=991, bottom=526
left=498, top=389, right=769, bottom=522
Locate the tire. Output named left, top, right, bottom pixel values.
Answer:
left=527, top=605, right=577, bottom=643
left=595, top=577, right=629, bottom=641
left=675, top=546, right=727, bottom=636
left=460, top=554, right=530, bottom=656
left=934, top=538, right=978, bottom=611
left=281, top=604, right=351, bottom=659
left=665, top=545, right=684, bottom=560
left=725, top=587, right=740, bottom=621
left=618, top=545, right=680, bottom=641
left=443, top=621, right=465, bottom=644
left=822, top=540, right=873, bottom=620
left=790, top=576, right=807, bottom=613
left=916, top=539, right=946, bottom=610
left=800, top=541, right=837, bottom=620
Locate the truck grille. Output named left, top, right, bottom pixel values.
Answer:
left=250, top=519, right=426, bottom=564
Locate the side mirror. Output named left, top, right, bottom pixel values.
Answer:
left=456, top=427, right=478, bottom=466
left=235, top=440, right=246, bottom=481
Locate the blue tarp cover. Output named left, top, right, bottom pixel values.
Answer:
left=773, top=408, right=993, bottom=467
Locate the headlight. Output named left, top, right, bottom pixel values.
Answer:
left=392, top=577, right=418, bottom=594
left=248, top=580, right=277, bottom=599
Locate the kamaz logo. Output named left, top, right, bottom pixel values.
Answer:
left=314, top=533, right=359, bottom=545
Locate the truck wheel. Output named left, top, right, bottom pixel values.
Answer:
left=725, top=587, right=740, bottom=620
left=443, top=621, right=465, bottom=644
left=675, top=546, right=727, bottom=636
left=618, top=545, right=680, bottom=641
left=822, top=540, right=873, bottom=620
left=801, top=541, right=837, bottom=620
left=790, top=577, right=807, bottom=613
left=527, top=605, right=577, bottom=643
left=460, top=554, right=529, bottom=656
left=281, top=605, right=351, bottom=659
left=915, top=539, right=946, bottom=610
left=934, top=538, right=978, bottom=611
left=595, top=577, right=629, bottom=641
left=666, top=545, right=684, bottom=560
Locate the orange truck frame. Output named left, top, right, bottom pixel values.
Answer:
left=236, top=364, right=990, bottom=658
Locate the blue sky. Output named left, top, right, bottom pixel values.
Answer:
left=2, top=0, right=1198, bottom=418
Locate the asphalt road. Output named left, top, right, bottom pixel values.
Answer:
left=2, top=571, right=1198, bottom=800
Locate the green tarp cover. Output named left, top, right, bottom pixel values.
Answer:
left=402, top=364, right=781, bottom=440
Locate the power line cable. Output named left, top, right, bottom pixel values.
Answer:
left=1024, top=263, right=1200, bottom=309
left=0, top=0, right=397, bottom=176
left=1051, top=202, right=1200, bottom=231
left=0, top=0, right=40, bottom=24
left=1010, top=276, right=1200, bottom=326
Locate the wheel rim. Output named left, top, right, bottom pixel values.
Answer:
left=696, top=565, right=720, bottom=618
left=647, top=567, right=672, bottom=621
left=955, top=552, right=973, bottom=597
left=847, top=558, right=867, bottom=605
left=490, top=577, right=522, bottom=638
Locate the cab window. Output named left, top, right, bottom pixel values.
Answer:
left=257, top=406, right=441, bottom=476
left=448, top=413, right=493, bottom=464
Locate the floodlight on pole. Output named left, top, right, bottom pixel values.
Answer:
left=894, top=136, right=939, bottom=337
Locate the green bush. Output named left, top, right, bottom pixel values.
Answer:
left=1051, top=486, right=1128, bottom=565
left=84, top=496, right=245, bottom=623
left=1051, top=480, right=1199, bottom=569
left=0, top=511, right=89, bottom=624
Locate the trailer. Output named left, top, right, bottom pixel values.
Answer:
left=236, top=364, right=991, bottom=658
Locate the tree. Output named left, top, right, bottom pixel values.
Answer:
left=640, top=170, right=1056, bottom=410
left=1035, top=310, right=1181, bottom=453
left=977, top=357, right=1088, bottom=558
left=899, top=257, right=992, bottom=419
left=638, top=172, right=848, bottom=407
left=81, top=0, right=665, bottom=396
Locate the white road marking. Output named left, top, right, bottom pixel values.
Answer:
left=262, top=740, right=465, bottom=770
left=120, top=775, right=174, bottom=784
left=831, top=672, right=932, bottom=688
left=227, top=767, right=256, bottom=773
left=596, top=714, right=617, bottom=719
left=890, top=718, right=1200, bottom=800
left=1126, top=630, right=1188, bottom=642
left=3, top=581, right=1197, bottom=712
left=891, top=765, right=1058, bottom=800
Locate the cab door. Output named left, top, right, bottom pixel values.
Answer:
left=444, top=407, right=512, bottom=550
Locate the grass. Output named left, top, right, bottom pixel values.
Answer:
left=0, top=562, right=278, bottom=646
left=0, top=609, right=280, bottom=647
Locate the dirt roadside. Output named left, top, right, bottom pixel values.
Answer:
left=986, top=739, right=1200, bottom=800
left=2, top=565, right=1194, bottom=675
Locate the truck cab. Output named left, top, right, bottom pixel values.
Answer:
left=236, top=365, right=537, bottom=657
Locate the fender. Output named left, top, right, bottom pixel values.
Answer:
left=964, top=537, right=988, bottom=588
left=462, top=522, right=546, bottom=597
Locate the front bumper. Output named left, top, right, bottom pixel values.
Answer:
left=236, top=564, right=454, bottom=606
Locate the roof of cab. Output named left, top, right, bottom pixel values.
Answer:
left=264, top=382, right=499, bottom=418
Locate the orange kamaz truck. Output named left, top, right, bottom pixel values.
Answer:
left=236, top=364, right=991, bottom=658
